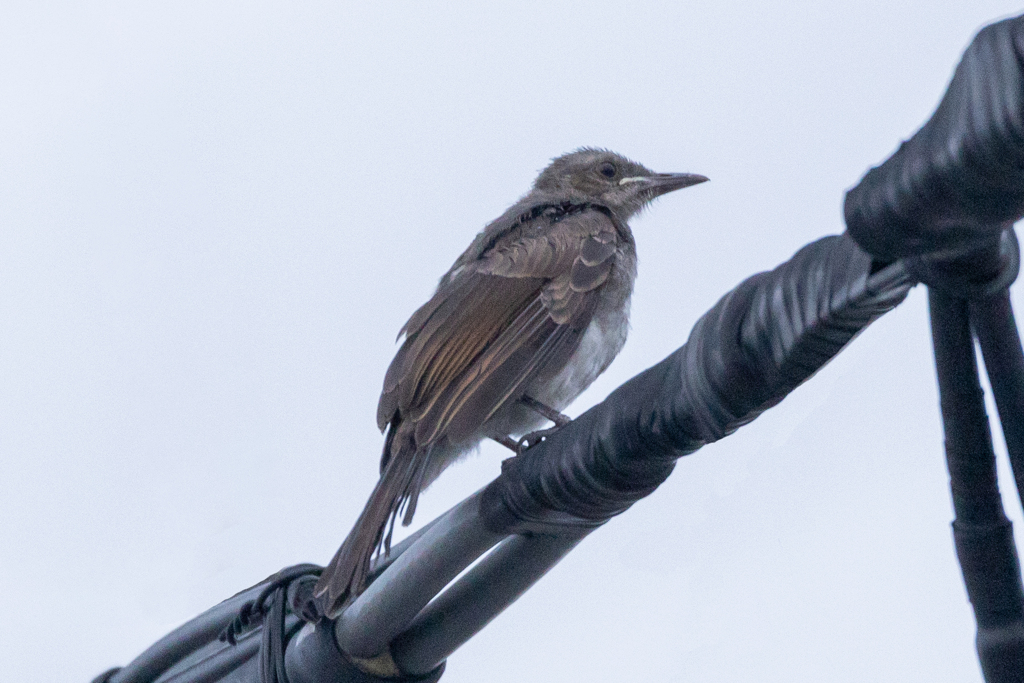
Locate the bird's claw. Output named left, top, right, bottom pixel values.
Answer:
left=516, top=426, right=561, bottom=455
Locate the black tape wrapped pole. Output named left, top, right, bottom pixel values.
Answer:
left=844, top=18, right=1024, bottom=262
left=478, top=236, right=910, bottom=536
left=386, top=236, right=913, bottom=676
left=845, top=14, right=1024, bottom=682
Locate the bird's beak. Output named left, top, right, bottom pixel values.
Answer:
left=619, top=172, right=709, bottom=198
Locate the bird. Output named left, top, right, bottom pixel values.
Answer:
left=312, top=148, right=707, bottom=619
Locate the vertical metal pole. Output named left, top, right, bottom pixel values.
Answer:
left=971, top=289, right=1024, bottom=510
left=930, top=289, right=1024, bottom=682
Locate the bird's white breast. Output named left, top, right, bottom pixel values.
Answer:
left=534, top=299, right=631, bottom=412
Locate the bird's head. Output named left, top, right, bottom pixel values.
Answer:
left=533, top=148, right=707, bottom=219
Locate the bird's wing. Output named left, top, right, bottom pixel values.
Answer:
left=376, top=209, right=620, bottom=451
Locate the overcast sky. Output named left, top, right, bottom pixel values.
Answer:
left=4, top=2, right=1024, bottom=682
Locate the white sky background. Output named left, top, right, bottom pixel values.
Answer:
left=4, top=2, right=1024, bottom=681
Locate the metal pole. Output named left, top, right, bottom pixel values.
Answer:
left=929, top=289, right=1024, bottom=681
left=390, top=531, right=587, bottom=676
left=971, top=289, right=1024, bottom=510
left=109, top=583, right=266, bottom=683
left=333, top=490, right=506, bottom=659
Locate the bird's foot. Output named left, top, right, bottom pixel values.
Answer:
left=520, top=395, right=572, bottom=427
left=491, top=397, right=572, bottom=453
left=516, top=426, right=561, bottom=454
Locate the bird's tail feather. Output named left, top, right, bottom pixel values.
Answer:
left=311, top=432, right=428, bottom=620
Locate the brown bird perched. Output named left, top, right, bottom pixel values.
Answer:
left=312, top=148, right=707, bottom=618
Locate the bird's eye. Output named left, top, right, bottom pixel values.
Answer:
left=599, top=163, right=617, bottom=178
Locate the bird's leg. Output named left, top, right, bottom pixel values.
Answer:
left=519, top=395, right=572, bottom=427
left=494, top=436, right=520, bottom=452
left=512, top=395, right=574, bottom=454
left=490, top=396, right=573, bottom=453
